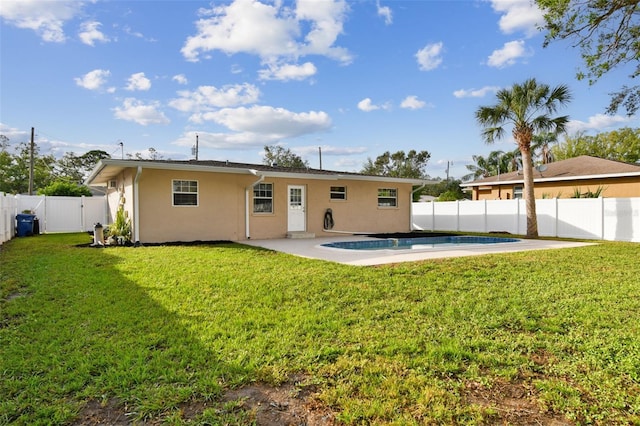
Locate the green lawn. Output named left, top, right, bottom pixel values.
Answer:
left=1, top=233, right=639, bottom=425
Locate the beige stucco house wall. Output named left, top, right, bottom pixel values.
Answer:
left=462, top=156, right=640, bottom=201
left=87, top=159, right=427, bottom=243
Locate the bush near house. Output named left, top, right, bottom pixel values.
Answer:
left=38, top=181, right=92, bottom=197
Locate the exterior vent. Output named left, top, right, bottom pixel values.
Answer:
left=108, top=180, right=117, bottom=188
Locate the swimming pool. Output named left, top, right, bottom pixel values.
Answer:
left=321, top=236, right=521, bottom=251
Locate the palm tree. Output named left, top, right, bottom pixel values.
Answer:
left=463, top=154, right=493, bottom=181
left=531, top=132, right=559, bottom=164
left=463, top=150, right=513, bottom=181
left=475, top=78, right=571, bottom=237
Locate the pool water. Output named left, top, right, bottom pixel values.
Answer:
left=322, top=236, right=520, bottom=251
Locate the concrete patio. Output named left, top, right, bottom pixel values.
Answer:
left=240, top=235, right=594, bottom=266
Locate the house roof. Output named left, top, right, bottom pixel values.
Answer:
left=460, top=155, right=640, bottom=187
left=85, top=159, right=433, bottom=186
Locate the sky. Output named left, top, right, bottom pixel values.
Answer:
left=1, top=0, right=638, bottom=180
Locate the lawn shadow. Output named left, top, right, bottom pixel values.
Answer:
left=1, top=234, right=333, bottom=425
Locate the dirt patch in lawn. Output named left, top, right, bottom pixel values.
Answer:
left=74, top=377, right=336, bottom=425
left=221, top=380, right=336, bottom=426
left=461, top=350, right=573, bottom=425
left=74, top=377, right=575, bottom=425
left=462, top=378, right=572, bottom=425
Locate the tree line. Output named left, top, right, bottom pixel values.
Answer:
left=0, top=135, right=110, bottom=196
left=463, top=127, right=640, bottom=181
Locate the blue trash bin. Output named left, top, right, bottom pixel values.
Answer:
left=16, top=213, right=35, bottom=237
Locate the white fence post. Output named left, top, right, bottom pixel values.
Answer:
left=0, top=192, right=18, bottom=244
left=554, top=198, right=559, bottom=238
left=600, top=197, right=605, bottom=240
left=516, top=199, right=520, bottom=235
left=431, top=200, right=435, bottom=232
left=483, top=199, right=487, bottom=233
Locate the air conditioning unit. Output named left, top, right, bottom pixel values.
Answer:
left=108, top=180, right=117, bottom=188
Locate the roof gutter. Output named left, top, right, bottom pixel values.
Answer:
left=86, top=159, right=434, bottom=185
left=461, top=171, right=640, bottom=187
left=245, top=170, right=264, bottom=239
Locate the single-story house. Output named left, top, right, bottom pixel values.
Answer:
left=461, top=155, right=640, bottom=200
left=85, top=159, right=431, bottom=243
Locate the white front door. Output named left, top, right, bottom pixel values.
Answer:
left=287, top=185, right=306, bottom=232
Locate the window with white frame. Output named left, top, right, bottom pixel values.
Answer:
left=253, top=183, right=273, bottom=213
left=172, top=180, right=198, bottom=206
left=378, top=188, right=397, bottom=207
left=513, top=185, right=523, bottom=199
left=330, top=186, right=347, bottom=200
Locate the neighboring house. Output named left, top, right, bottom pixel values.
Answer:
left=461, top=155, right=640, bottom=200
left=85, top=159, right=430, bottom=243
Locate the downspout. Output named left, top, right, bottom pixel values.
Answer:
left=410, top=182, right=427, bottom=231
left=133, top=166, right=142, bottom=243
left=245, top=170, right=264, bottom=239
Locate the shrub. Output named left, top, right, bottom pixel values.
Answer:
left=38, top=181, right=92, bottom=197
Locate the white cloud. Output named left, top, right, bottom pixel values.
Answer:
left=125, top=72, right=151, bottom=91
left=172, top=74, right=188, bottom=85
left=173, top=130, right=274, bottom=150
left=567, top=114, right=636, bottom=133
left=295, top=0, right=351, bottom=61
left=258, top=62, right=317, bottom=81
left=0, top=0, right=83, bottom=42
left=490, top=0, right=544, bottom=37
left=200, top=105, right=331, bottom=137
left=78, top=20, right=110, bottom=46
left=113, top=98, right=169, bottom=126
left=358, top=98, right=380, bottom=112
left=333, top=157, right=361, bottom=170
left=173, top=106, right=332, bottom=149
left=299, top=145, right=368, bottom=156
left=74, top=69, right=111, bottom=91
left=487, top=40, right=531, bottom=68
left=169, top=84, right=261, bottom=118
left=453, top=86, right=501, bottom=98
left=0, top=123, right=29, bottom=144
left=122, top=25, right=144, bottom=39
left=416, top=42, right=444, bottom=71
left=182, top=0, right=295, bottom=61
left=377, top=1, right=392, bottom=25
left=400, top=95, right=426, bottom=110
left=181, top=0, right=351, bottom=66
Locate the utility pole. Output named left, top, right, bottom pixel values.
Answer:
left=445, top=160, right=451, bottom=181
left=318, top=146, right=322, bottom=170
left=28, top=127, right=35, bottom=195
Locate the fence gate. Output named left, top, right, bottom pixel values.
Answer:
left=14, top=195, right=107, bottom=234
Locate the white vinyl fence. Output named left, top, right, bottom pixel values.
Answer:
left=413, top=197, right=640, bottom=243
left=0, top=194, right=107, bottom=245
left=1, top=193, right=18, bottom=244
left=3, top=194, right=639, bottom=245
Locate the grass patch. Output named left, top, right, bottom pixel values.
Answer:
left=1, top=233, right=639, bottom=424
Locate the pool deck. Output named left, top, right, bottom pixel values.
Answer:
left=241, top=235, right=594, bottom=266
